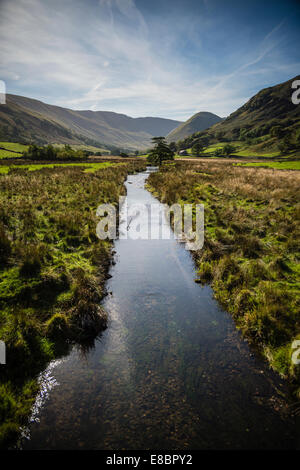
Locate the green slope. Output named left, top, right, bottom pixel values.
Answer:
left=166, top=111, right=222, bottom=142
left=177, top=75, right=300, bottom=156
left=0, top=95, right=181, bottom=151
left=210, top=75, right=300, bottom=139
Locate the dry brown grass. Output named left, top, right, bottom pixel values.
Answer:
left=148, top=161, right=300, bottom=391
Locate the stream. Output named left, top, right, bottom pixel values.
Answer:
left=22, top=167, right=297, bottom=450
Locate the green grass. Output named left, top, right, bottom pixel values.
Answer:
left=0, top=160, right=146, bottom=447
left=136, top=153, right=148, bottom=158
left=237, top=161, right=300, bottom=170
left=0, top=142, right=29, bottom=153
left=53, top=143, right=110, bottom=154
left=147, top=161, right=300, bottom=396
left=0, top=142, right=111, bottom=160
left=0, top=149, right=22, bottom=159
left=0, top=142, right=29, bottom=159
left=0, top=161, right=120, bottom=174
left=234, top=149, right=281, bottom=157
left=183, top=142, right=285, bottom=159
left=203, top=142, right=242, bottom=154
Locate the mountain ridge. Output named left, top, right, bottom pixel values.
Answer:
left=209, top=75, right=300, bottom=137
left=176, top=75, right=300, bottom=155
left=166, top=111, right=223, bottom=142
left=0, top=94, right=182, bottom=150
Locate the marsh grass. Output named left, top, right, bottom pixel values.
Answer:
left=237, top=161, right=300, bottom=171
left=148, top=161, right=300, bottom=395
left=0, top=160, right=145, bottom=447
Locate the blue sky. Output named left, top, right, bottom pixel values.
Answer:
left=0, top=0, right=299, bottom=119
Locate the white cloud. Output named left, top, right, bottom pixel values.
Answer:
left=0, top=0, right=297, bottom=119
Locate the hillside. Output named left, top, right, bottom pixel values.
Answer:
left=178, top=75, right=300, bottom=156
left=211, top=75, right=300, bottom=137
left=0, top=95, right=181, bottom=150
left=166, top=111, right=222, bottom=142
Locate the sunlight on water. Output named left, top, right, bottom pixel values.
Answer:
left=22, top=168, right=297, bottom=450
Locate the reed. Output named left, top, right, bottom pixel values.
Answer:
left=0, top=160, right=145, bottom=447
left=148, top=161, right=300, bottom=395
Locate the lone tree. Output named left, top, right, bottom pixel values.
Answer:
left=147, top=137, right=174, bottom=165
left=191, top=142, right=204, bottom=156
left=223, top=143, right=236, bottom=156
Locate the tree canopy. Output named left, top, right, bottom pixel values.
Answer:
left=191, top=142, right=204, bottom=156
left=147, top=137, right=174, bottom=166
left=23, top=144, right=87, bottom=161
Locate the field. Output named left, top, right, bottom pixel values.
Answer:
left=237, top=161, right=300, bottom=171
left=178, top=138, right=300, bottom=159
left=0, top=142, right=30, bottom=159
left=183, top=141, right=284, bottom=158
left=0, top=159, right=145, bottom=446
left=147, top=161, right=300, bottom=393
left=0, top=161, right=121, bottom=174
left=53, top=143, right=110, bottom=155
left=0, top=142, right=29, bottom=152
left=0, top=149, right=22, bottom=159
left=131, top=144, right=294, bottom=160
left=0, top=142, right=111, bottom=160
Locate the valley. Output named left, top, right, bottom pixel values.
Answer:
left=0, top=73, right=299, bottom=451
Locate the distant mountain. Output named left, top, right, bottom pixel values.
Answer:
left=166, top=111, right=222, bottom=142
left=207, top=75, right=300, bottom=140
left=176, top=75, right=300, bottom=156
left=0, top=95, right=182, bottom=150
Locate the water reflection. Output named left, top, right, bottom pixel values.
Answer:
left=22, top=168, right=297, bottom=450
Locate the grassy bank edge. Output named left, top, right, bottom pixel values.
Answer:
left=0, top=161, right=146, bottom=448
left=146, top=163, right=300, bottom=399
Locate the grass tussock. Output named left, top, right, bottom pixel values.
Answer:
left=147, top=161, right=300, bottom=394
left=0, top=160, right=145, bottom=447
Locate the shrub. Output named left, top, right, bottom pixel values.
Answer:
left=271, top=344, right=291, bottom=377
left=46, top=313, right=69, bottom=339
left=213, top=255, right=240, bottom=283
left=234, top=289, right=256, bottom=315
left=197, top=262, right=213, bottom=283
left=0, top=224, right=11, bottom=264
left=237, top=234, right=263, bottom=258
left=19, top=245, right=43, bottom=276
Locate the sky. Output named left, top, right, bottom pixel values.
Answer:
left=0, top=0, right=299, bottom=120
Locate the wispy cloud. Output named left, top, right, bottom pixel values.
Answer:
left=0, top=0, right=298, bottom=119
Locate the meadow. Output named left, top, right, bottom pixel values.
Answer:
left=53, top=143, right=110, bottom=155
left=236, top=161, right=300, bottom=171
left=0, top=142, right=29, bottom=159
left=203, top=141, right=282, bottom=158
left=0, top=159, right=145, bottom=446
left=0, top=161, right=121, bottom=174
left=179, top=141, right=298, bottom=159
left=147, top=161, right=300, bottom=394
left=0, top=142, right=110, bottom=160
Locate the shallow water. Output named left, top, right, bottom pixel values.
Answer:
left=22, top=168, right=298, bottom=450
